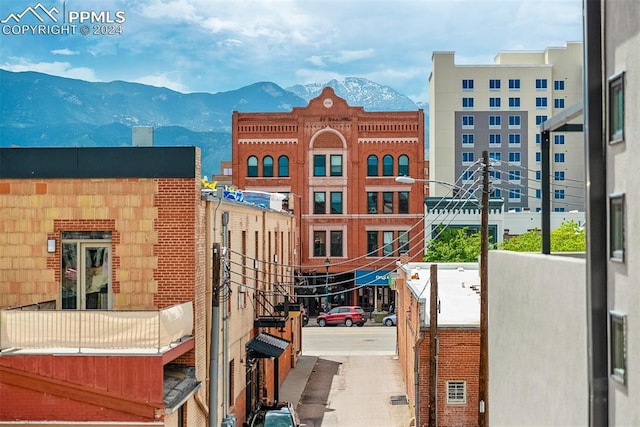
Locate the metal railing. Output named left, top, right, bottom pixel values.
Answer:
left=0, top=302, right=193, bottom=353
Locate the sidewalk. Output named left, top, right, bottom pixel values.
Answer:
left=279, top=354, right=318, bottom=408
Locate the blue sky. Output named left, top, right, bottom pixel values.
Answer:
left=0, top=0, right=583, bottom=104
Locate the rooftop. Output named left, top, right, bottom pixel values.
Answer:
left=403, top=262, right=480, bottom=327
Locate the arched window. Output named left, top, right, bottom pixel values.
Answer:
left=367, top=155, right=378, bottom=176
left=247, top=156, right=258, bottom=177
left=263, top=156, right=274, bottom=177
left=398, top=155, right=409, bottom=177
left=382, top=155, right=394, bottom=176
left=278, top=155, right=289, bottom=177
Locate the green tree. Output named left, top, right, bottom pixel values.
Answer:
left=501, top=220, right=585, bottom=252
left=500, top=228, right=541, bottom=252
left=550, top=220, right=586, bottom=252
left=424, top=226, right=482, bottom=262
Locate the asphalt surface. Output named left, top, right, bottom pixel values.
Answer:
left=279, top=321, right=412, bottom=427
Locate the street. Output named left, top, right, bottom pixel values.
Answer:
left=296, top=325, right=412, bottom=427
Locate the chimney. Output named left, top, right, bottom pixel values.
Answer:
left=132, top=126, right=154, bottom=146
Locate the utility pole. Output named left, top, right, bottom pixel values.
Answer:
left=429, top=264, right=438, bottom=427
left=478, top=150, right=489, bottom=427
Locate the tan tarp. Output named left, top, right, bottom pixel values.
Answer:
left=0, top=302, right=193, bottom=350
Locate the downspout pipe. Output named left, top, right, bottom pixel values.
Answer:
left=415, top=331, right=425, bottom=427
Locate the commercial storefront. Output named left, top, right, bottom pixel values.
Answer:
left=355, top=270, right=394, bottom=314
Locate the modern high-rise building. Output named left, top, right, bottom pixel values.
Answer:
left=429, top=42, right=584, bottom=213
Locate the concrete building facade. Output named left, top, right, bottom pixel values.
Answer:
left=488, top=251, right=588, bottom=426
left=602, top=0, right=640, bottom=423
left=429, top=42, right=584, bottom=213
left=0, top=147, right=300, bottom=427
left=232, top=87, right=426, bottom=316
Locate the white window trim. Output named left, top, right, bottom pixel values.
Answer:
left=446, top=381, right=467, bottom=405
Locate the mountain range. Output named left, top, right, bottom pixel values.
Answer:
left=0, top=69, right=427, bottom=175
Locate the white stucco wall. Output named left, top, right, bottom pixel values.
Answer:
left=488, top=250, right=587, bottom=426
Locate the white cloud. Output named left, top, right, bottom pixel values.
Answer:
left=306, top=56, right=326, bottom=67
left=133, top=73, right=189, bottom=93
left=50, top=49, right=78, bottom=56
left=0, top=59, right=98, bottom=81
left=331, top=49, right=376, bottom=64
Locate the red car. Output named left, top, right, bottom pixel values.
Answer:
left=316, top=306, right=367, bottom=327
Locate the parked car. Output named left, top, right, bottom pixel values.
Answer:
left=244, top=401, right=300, bottom=427
left=382, top=312, right=397, bottom=326
left=316, top=305, right=367, bottom=327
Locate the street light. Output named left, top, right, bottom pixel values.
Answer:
left=324, top=257, right=330, bottom=312
left=395, top=176, right=464, bottom=194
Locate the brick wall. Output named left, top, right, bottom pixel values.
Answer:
left=419, top=329, right=480, bottom=427
left=396, top=266, right=480, bottom=427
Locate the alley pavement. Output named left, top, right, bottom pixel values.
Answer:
left=279, top=322, right=412, bottom=427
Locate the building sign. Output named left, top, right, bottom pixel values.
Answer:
left=355, top=270, right=392, bottom=286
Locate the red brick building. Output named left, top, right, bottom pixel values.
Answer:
left=232, top=87, right=426, bottom=315
left=0, top=146, right=300, bottom=427
left=395, top=262, right=480, bottom=427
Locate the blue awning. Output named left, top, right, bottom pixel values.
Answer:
left=355, top=270, right=392, bottom=286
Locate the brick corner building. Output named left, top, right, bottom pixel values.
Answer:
left=232, top=87, right=427, bottom=316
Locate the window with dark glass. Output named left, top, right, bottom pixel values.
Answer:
left=314, top=192, right=326, bottom=214
left=398, top=155, right=409, bottom=177
left=367, top=231, right=379, bottom=256
left=382, top=155, right=394, bottom=176
left=278, top=155, right=289, bottom=177
left=247, top=156, right=258, bottom=177
left=367, top=155, right=378, bottom=176
left=330, top=155, right=343, bottom=176
left=330, top=192, right=343, bottom=214
left=383, top=231, right=394, bottom=256
left=609, top=72, right=624, bottom=143
left=609, top=193, right=624, bottom=261
left=610, top=311, right=627, bottom=384
left=462, top=134, right=474, bottom=146
left=330, top=231, right=343, bottom=257
left=398, top=191, right=409, bottom=214
left=489, top=79, right=501, bottom=90
left=383, top=192, right=393, bottom=213
left=367, top=192, right=378, bottom=214
left=263, top=156, right=274, bottom=177
left=313, top=231, right=326, bottom=257
left=314, top=155, right=326, bottom=176
left=398, top=231, right=409, bottom=254
left=508, top=79, right=520, bottom=89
